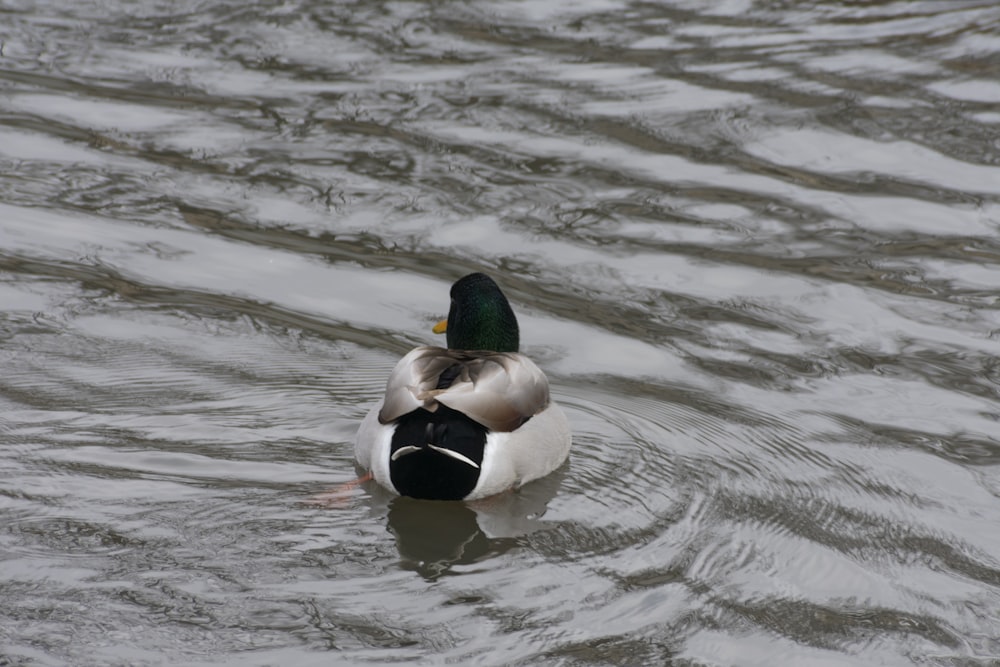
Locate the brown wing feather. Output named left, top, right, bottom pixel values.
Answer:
left=378, top=346, right=550, bottom=432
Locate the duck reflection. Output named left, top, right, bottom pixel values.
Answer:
left=383, top=465, right=566, bottom=580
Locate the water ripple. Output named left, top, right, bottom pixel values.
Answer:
left=2, top=0, right=1000, bottom=664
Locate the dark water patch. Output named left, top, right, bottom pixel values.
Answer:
left=716, top=596, right=962, bottom=653
left=825, top=414, right=1000, bottom=467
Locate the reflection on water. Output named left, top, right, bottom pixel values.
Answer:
left=2, top=0, right=1000, bottom=664
left=386, top=467, right=565, bottom=580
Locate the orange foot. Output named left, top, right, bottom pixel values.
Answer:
left=465, top=486, right=515, bottom=511
left=304, top=471, right=374, bottom=507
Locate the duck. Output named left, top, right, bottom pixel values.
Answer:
left=355, top=272, right=571, bottom=501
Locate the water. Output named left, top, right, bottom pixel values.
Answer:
left=2, top=0, right=1000, bottom=664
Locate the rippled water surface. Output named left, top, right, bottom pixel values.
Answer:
left=3, top=1, right=1000, bottom=664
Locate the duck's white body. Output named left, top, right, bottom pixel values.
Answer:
left=355, top=346, right=571, bottom=501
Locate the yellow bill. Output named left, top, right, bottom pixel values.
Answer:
left=432, top=319, right=448, bottom=334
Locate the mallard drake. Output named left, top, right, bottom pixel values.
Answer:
left=355, top=272, right=571, bottom=501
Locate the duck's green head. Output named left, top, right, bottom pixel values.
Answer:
left=433, top=273, right=519, bottom=352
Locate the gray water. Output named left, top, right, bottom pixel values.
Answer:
left=2, top=1, right=1000, bottom=665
